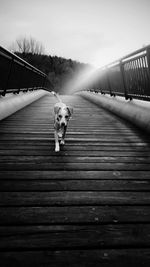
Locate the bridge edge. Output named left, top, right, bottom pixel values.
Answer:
left=0, top=90, right=50, bottom=121
left=79, top=91, right=150, bottom=134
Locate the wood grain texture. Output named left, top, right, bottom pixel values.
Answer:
left=0, top=249, right=150, bottom=267
left=0, top=94, right=150, bottom=266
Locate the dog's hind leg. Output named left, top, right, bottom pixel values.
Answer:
left=54, top=131, right=60, bottom=152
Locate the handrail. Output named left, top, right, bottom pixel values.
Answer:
left=0, top=46, right=50, bottom=96
left=91, top=45, right=150, bottom=101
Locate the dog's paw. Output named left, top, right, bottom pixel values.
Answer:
left=60, top=140, right=65, bottom=145
left=55, top=143, right=60, bottom=152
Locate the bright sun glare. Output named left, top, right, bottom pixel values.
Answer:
left=63, top=46, right=127, bottom=94
left=90, top=45, right=133, bottom=68
left=63, top=65, right=101, bottom=95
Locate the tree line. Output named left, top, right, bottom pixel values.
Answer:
left=10, top=37, right=90, bottom=94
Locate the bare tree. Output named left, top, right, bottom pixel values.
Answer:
left=10, top=37, right=45, bottom=55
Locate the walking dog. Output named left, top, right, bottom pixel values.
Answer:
left=52, top=91, right=73, bottom=152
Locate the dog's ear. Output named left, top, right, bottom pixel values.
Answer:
left=67, top=106, right=73, bottom=117
left=54, top=106, right=61, bottom=114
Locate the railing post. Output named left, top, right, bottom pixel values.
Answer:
left=119, top=60, right=128, bottom=99
left=3, top=58, right=14, bottom=96
left=42, top=76, right=46, bottom=89
left=106, top=68, right=113, bottom=96
left=145, top=47, right=150, bottom=86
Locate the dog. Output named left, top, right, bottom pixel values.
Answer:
left=51, top=91, right=73, bottom=152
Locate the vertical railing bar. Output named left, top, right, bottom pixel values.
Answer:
left=142, top=57, right=147, bottom=92
left=129, top=61, right=133, bottom=95
left=145, top=47, right=150, bottom=93
left=125, top=62, right=129, bottom=98
left=136, top=58, right=141, bottom=95
left=138, top=58, right=142, bottom=96
left=143, top=56, right=149, bottom=94
left=142, top=57, right=147, bottom=93
left=144, top=56, right=148, bottom=95
left=42, top=76, right=46, bottom=89
left=106, top=68, right=112, bottom=96
left=135, top=58, right=140, bottom=95
left=3, top=56, right=14, bottom=96
left=120, top=60, right=128, bottom=99
left=130, top=61, right=134, bottom=95
left=128, top=62, right=132, bottom=94
left=133, top=60, right=138, bottom=96
left=137, top=58, right=143, bottom=96
left=123, top=63, right=128, bottom=95
left=143, top=56, right=149, bottom=96
left=139, top=57, right=146, bottom=96
left=128, top=61, right=132, bottom=98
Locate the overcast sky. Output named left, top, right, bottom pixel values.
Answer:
left=0, top=0, right=150, bottom=67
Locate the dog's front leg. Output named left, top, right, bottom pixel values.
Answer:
left=54, top=130, right=60, bottom=152
left=60, top=126, right=67, bottom=145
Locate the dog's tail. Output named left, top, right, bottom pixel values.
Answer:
left=51, top=91, right=62, bottom=102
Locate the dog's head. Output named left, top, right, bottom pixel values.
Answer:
left=54, top=106, right=73, bottom=127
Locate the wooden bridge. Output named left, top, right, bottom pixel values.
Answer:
left=0, top=93, right=150, bottom=266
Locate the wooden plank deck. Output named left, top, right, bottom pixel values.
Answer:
left=0, top=94, right=150, bottom=266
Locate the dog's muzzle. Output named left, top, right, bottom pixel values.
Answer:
left=61, top=122, right=66, bottom=127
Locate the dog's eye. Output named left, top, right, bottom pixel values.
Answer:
left=65, top=115, right=69, bottom=119
left=58, top=115, right=62, bottom=119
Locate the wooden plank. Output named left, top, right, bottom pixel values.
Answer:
left=0, top=131, right=147, bottom=138
left=0, top=248, right=150, bottom=267
left=0, top=128, right=144, bottom=133
left=0, top=134, right=148, bottom=142
left=1, top=155, right=150, bottom=163
left=0, top=124, right=138, bottom=129
left=0, top=128, right=140, bottom=133
left=0, top=179, right=150, bottom=191
left=1, top=149, right=150, bottom=156
left=0, top=191, right=150, bottom=206
left=0, top=206, right=150, bottom=225
left=0, top=139, right=149, bottom=144
left=0, top=144, right=149, bottom=152
left=0, top=224, right=150, bottom=249
left=0, top=170, right=150, bottom=180
left=0, top=162, right=150, bottom=171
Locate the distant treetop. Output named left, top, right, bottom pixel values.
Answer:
left=9, top=36, right=92, bottom=93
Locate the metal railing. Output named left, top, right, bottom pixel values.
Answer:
left=92, top=45, right=150, bottom=101
left=0, top=46, right=50, bottom=96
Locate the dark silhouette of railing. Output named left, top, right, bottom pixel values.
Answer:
left=0, top=46, right=50, bottom=96
left=93, top=45, right=150, bottom=101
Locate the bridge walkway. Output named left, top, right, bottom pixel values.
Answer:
left=0, top=94, right=150, bottom=266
